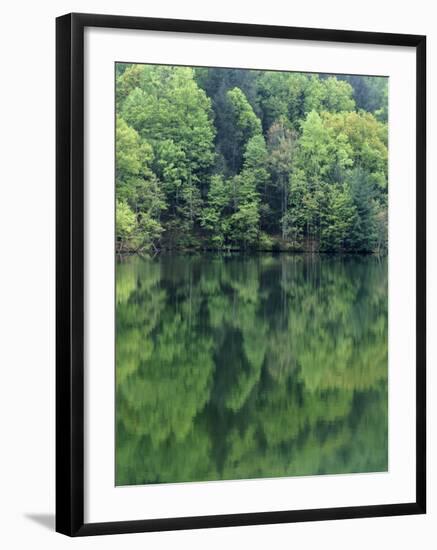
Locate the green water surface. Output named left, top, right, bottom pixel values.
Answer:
left=115, top=254, right=388, bottom=486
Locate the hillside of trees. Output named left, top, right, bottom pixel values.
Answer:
left=116, top=64, right=388, bottom=254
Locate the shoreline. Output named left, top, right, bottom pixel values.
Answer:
left=115, top=249, right=385, bottom=258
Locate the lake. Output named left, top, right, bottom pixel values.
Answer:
left=115, top=253, right=388, bottom=486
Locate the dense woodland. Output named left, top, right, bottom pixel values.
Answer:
left=116, top=64, right=388, bottom=254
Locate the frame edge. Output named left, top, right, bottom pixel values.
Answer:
left=415, top=35, right=426, bottom=515
left=55, top=12, right=427, bottom=536
left=56, top=12, right=86, bottom=537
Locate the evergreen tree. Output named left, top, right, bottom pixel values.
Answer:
left=226, top=87, right=262, bottom=173
left=346, top=168, right=378, bottom=252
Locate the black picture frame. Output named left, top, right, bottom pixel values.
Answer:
left=56, top=12, right=426, bottom=537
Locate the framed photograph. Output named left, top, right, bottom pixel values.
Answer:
left=56, top=12, right=426, bottom=536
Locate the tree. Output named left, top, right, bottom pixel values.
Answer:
left=243, top=134, right=269, bottom=179
left=119, top=65, right=216, bottom=245
left=322, top=111, right=388, bottom=191
left=374, top=205, right=388, bottom=255
left=116, top=64, right=144, bottom=108
left=267, top=120, right=297, bottom=239
left=296, top=111, right=353, bottom=184
left=195, top=67, right=261, bottom=175
left=226, top=87, right=262, bottom=172
left=321, top=77, right=356, bottom=112
left=201, top=175, right=231, bottom=249
left=282, top=169, right=308, bottom=247
left=340, top=75, right=388, bottom=119
left=319, top=183, right=356, bottom=251
left=116, top=200, right=137, bottom=252
left=257, top=72, right=304, bottom=131
left=229, top=171, right=260, bottom=248
left=114, top=63, right=388, bottom=254
left=115, top=116, right=165, bottom=251
left=346, top=167, right=378, bottom=252
left=121, top=66, right=216, bottom=180
left=175, top=178, right=204, bottom=248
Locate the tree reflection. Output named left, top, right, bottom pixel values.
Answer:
left=116, top=254, right=387, bottom=485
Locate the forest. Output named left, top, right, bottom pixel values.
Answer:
left=116, top=64, right=388, bottom=254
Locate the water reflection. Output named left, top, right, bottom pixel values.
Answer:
left=116, top=254, right=388, bottom=485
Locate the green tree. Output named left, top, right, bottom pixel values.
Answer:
left=121, top=66, right=216, bottom=180
left=195, top=67, right=261, bottom=175
left=119, top=65, right=216, bottom=246
left=257, top=72, right=307, bottom=131
left=340, top=75, right=388, bottom=119
left=228, top=171, right=260, bottom=248
left=115, top=116, right=165, bottom=251
left=116, top=200, right=137, bottom=251
left=115, top=63, right=388, bottom=254
left=226, top=87, right=262, bottom=172
left=322, top=111, right=388, bottom=191
left=116, top=64, right=145, bottom=108
left=321, top=76, right=356, bottom=112
left=201, top=175, right=231, bottom=249
left=267, top=120, right=297, bottom=239
left=297, top=111, right=353, bottom=184
left=346, top=167, right=378, bottom=252
left=319, top=183, right=356, bottom=251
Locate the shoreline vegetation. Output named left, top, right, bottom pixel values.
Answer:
left=116, top=248, right=378, bottom=257
left=116, top=64, right=388, bottom=256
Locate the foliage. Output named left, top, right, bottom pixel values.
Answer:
left=116, top=64, right=388, bottom=254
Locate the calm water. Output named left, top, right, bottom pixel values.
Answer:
left=115, top=254, right=388, bottom=486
